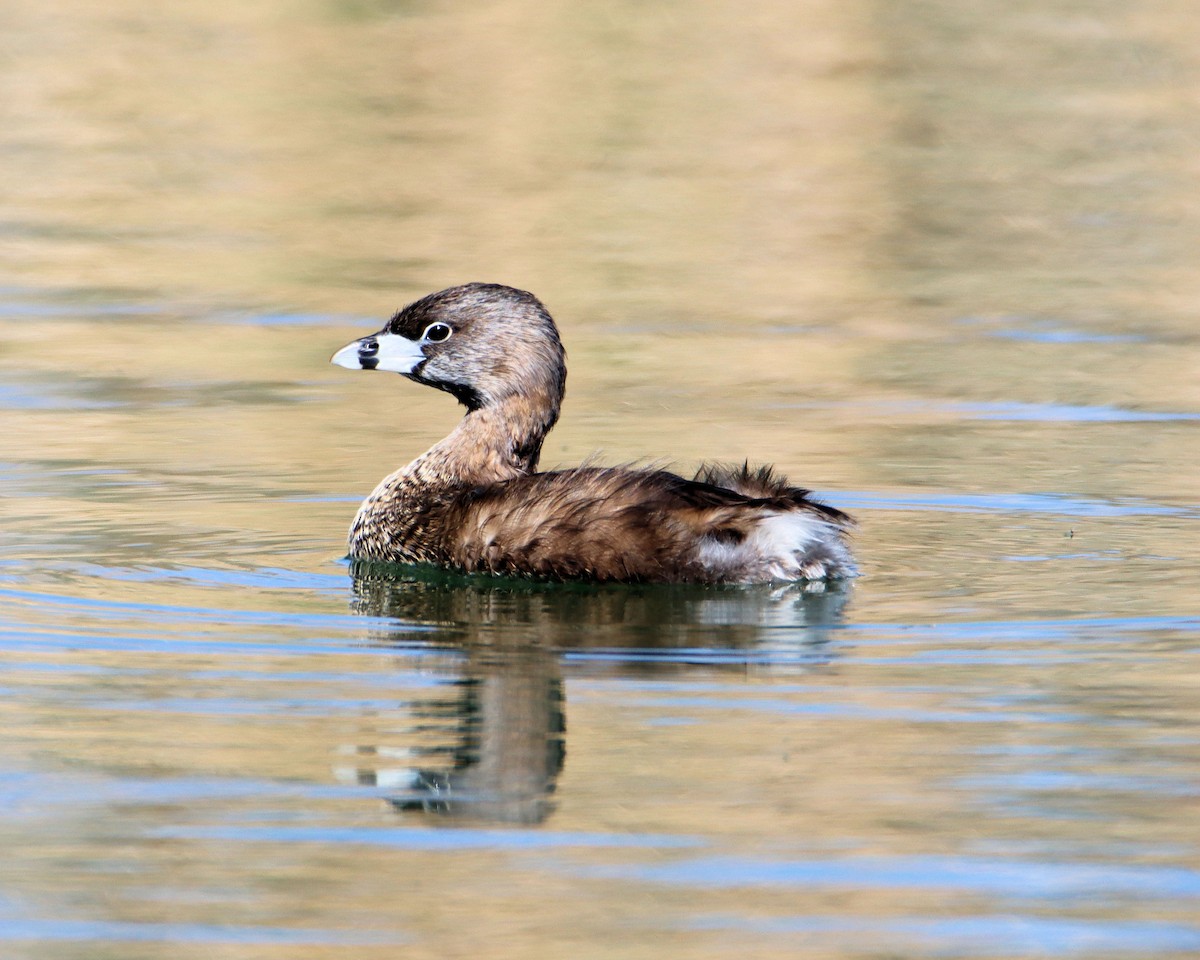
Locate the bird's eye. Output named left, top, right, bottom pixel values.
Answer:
left=423, top=322, right=453, bottom=343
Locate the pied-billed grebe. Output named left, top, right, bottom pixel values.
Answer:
left=331, top=283, right=856, bottom=583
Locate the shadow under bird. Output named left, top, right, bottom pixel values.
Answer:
left=331, top=283, right=856, bottom=583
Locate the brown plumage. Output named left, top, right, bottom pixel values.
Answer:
left=331, top=283, right=856, bottom=583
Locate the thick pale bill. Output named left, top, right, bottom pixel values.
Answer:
left=331, top=333, right=425, bottom=373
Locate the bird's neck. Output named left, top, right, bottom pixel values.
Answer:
left=406, top=388, right=561, bottom=486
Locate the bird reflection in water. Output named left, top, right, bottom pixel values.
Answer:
left=340, top=561, right=852, bottom=824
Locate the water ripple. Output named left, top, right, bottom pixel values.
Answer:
left=574, top=853, right=1200, bottom=899
left=686, top=913, right=1200, bottom=956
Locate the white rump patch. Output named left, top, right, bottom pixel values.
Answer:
left=697, top=511, right=857, bottom=583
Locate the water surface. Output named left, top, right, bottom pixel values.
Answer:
left=2, top=1, right=1199, bottom=958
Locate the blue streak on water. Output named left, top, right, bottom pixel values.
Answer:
left=0, top=770, right=395, bottom=813
left=685, top=913, right=1200, bottom=955
left=829, top=490, right=1196, bottom=517
left=1, top=660, right=448, bottom=693
left=156, top=825, right=702, bottom=851
left=0, top=297, right=161, bottom=319
left=75, top=695, right=440, bottom=717
left=0, top=917, right=404, bottom=945
left=59, top=562, right=349, bottom=591
left=956, top=400, right=1200, bottom=422
left=843, top=615, right=1200, bottom=640
left=573, top=853, right=1200, bottom=899
left=992, top=329, right=1145, bottom=343
left=987, top=327, right=1147, bottom=345
left=0, top=461, right=142, bottom=498
left=957, top=771, right=1200, bottom=797
left=0, top=628, right=393, bottom=659
left=0, top=382, right=124, bottom=410
left=953, top=315, right=1148, bottom=345
left=779, top=397, right=1200, bottom=423
left=0, top=585, right=393, bottom=632
left=616, top=696, right=1074, bottom=725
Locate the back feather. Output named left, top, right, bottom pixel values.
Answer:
left=437, top=463, right=854, bottom=583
